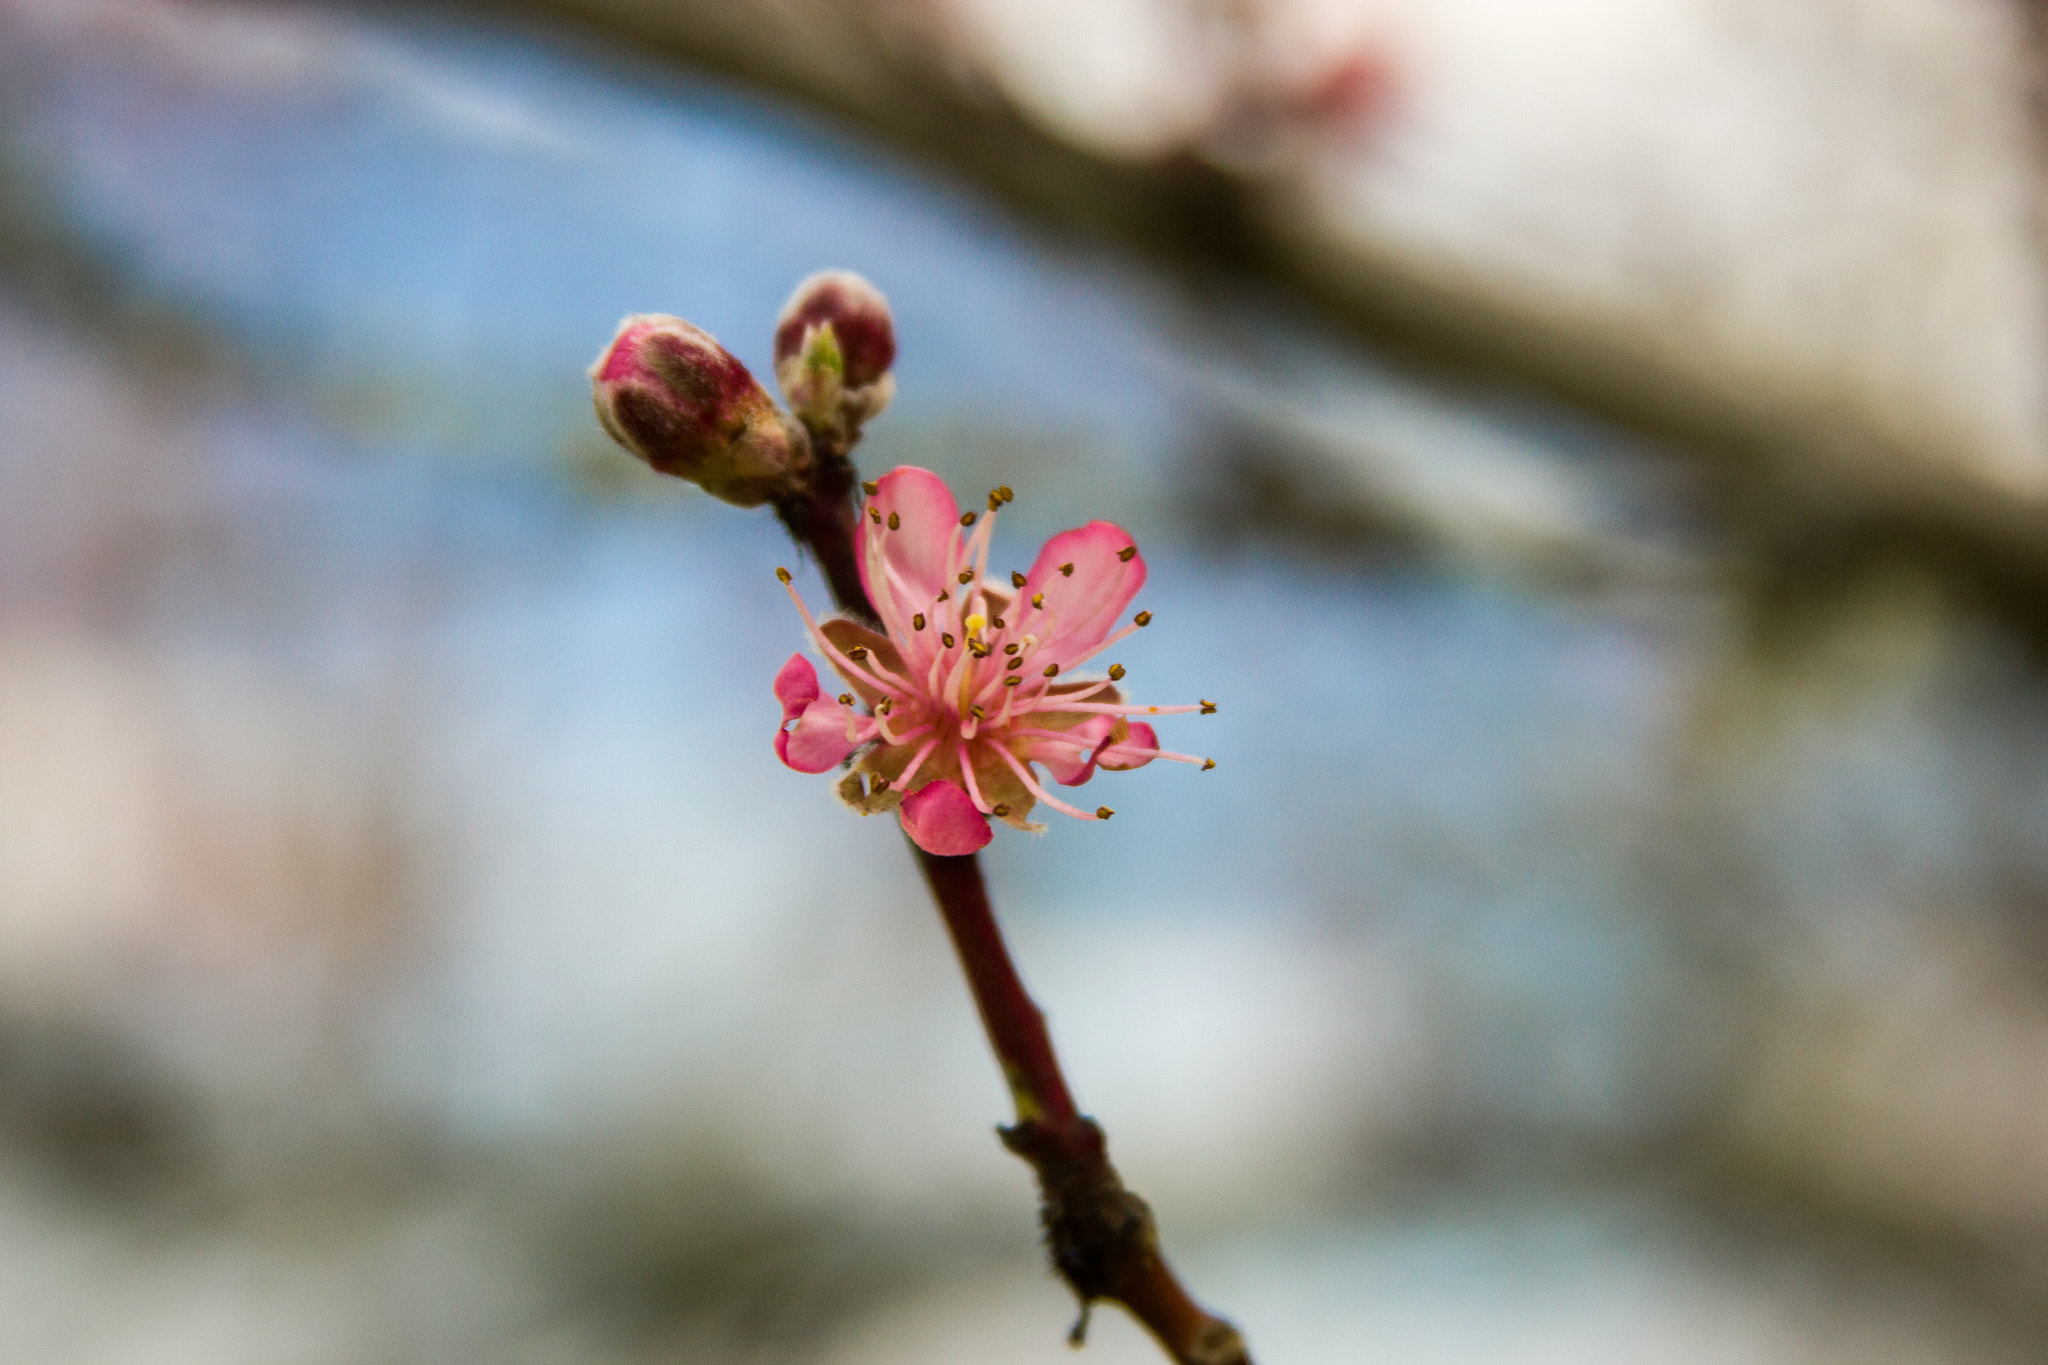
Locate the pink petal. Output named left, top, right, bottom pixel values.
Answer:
left=858, top=466, right=960, bottom=614
left=1026, top=715, right=1117, bottom=786
left=774, top=653, right=821, bottom=723
left=778, top=697, right=872, bottom=773
left=898, top=779, right=993, bottom=855
left=1097, top=720, right=1159, bottom=772
left=1020, top=521, right=1146, bottom=663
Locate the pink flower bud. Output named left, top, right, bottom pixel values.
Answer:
left=774, top=270, right=896, bottom=437
left=590, top=314, right=811, bottom=508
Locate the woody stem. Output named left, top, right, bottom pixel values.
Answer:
left=775, top=455, right=1252, bottom=1365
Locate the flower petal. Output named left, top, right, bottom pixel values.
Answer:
left=1097, top=720, right=1159, bottom=771
left=859, top=466, right=961, bottom=617
left=778, top=697, right=873, bottom=773
left=1020, top=521, right=1146, bottom=664
left=1022, top=715, right=1115, bottom=786
left=898, top=779, right=993, bottom=855
left=774, top=653, right=821, bottom=723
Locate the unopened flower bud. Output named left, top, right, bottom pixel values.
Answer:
left=591, top=314, right=810, bottom=507
left=774, top=270, right=896, bottom=439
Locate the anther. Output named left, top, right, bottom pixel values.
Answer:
left=937, top=590, right=950, bottom=602
left=1011, top=570, right=1028, bottom=589
left=1004, top=643, right=1020, bottom=655
left=888, top=511, right=900, bottom=530
left=1118, top=546, right=1136, bottom=562
left=997, top=485, right=1014, bottom=503
left=1004, top=676, right=1022, bottom=687
left=1201, top=758, right=1216, bottom=771
left=1059, top=562, right=1074, bottom=576
left=912, top=613, right=926, bottom=631
left=775, top=567, right=792, bottom=584
left=869, top=506, right=882, bottom=523
left=872, top=776, right=889, bottom=790
left=971, top=704, right=986, bottom=720
left=957, top=570, right=974, bottom=585
left=1095, top=806, right=1114, bottom=820
left=960, top=512, right=977, bottom=527
left=838, top=693, right=854, bottom=706
left=992, top=802, right=1010, bottom=816
left=1107, top=663, right=1125, bottom=681
left=861, top=480, right=879, bottom=495
left=1134, top=611, right=1152, bottom=627
left=848, top=645, right=869, bottom=661
left=1200, top=699, right=1217, bottom=714
left=1031, top=593, right=1045, bottom=608
left=991, top=616, right=1004, bottom=629
left=941, top=633, right=956, bottom=648
left=988, top=491, right=1002, bottom=512
left=1043, top=664, right=1059, bottom=677
left=879, top=697, right=893, bottom=714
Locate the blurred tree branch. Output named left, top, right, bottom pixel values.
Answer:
left=479, top=0, right=2048, bottom=645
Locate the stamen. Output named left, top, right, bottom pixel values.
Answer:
left=1004, top=643, right=1020, bottom=655
left=942, top=632, right=956, bottom=648
left=888, top=512, right=900, bottom=530
left=1108, top=664, right=1125, bottom=681
left=1011, top=571, right=1028, bottom=589
left=960, top=512, right=977, bottom=527
left=1111, top=746, right=1208, bottom=766
left=1043, top=663, right=1059, bottom=677
left=847, top=645, right=869, bottom=662
left=971, top=704, right=987, bottom=720
left=875, top=711, right=930, bottom=746
left=913, top=613, right=926, bottom=631
left=958, top=741, right=992, bottom=812
left=1023, top=701, right=1204, bottom=717
left=992, top=803, right=1010, bottom=817
left=861, top=480, right=879, bottom=495
left=776, top=567, right=792, bottom=583
left=1004, top=676, right=1023, bottom=687
left=1031, top=593, right=1044, bottom=608
left=838, top=693, right=855, bottom=706
left=990, top=743, right=1097, bottom=822
left=957, top=570, right=973, bottom=585
left=997, top=485, right=1014, bottom=503
left=1135, top=611, right=1152, bottom=627
left=869, top=506, right=882, bottom=523
left=1059, top=563, right=1074, bottom=576
left=1200, top=699, right=1217, bottom=714
left=1117, top=546, right=1136, bottom=562
left=1095, top=807, right=1113, bottom=820
left=991, top=617, right=1005, bottom=629
left=779, top=578, right=907, bottom=701
left=895, top=735, right=941, bottom=794
left=937, top=590, right=950, bottom=602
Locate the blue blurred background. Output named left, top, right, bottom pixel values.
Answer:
left=6, top=1, right=2048, bottom=1361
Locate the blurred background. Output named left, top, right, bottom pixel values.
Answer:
left=5, top=0, right=2048, bottom=1360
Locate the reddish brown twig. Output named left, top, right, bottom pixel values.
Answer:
left=775, top=453, right=1252, bottom=1365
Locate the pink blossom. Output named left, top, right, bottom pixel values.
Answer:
left=773, top=466, right=1214, bottom=855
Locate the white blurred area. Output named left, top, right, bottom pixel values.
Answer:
left=923, top=0, right=2048, bottom=492
left=4, top=1, right=2048, bottom=1363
